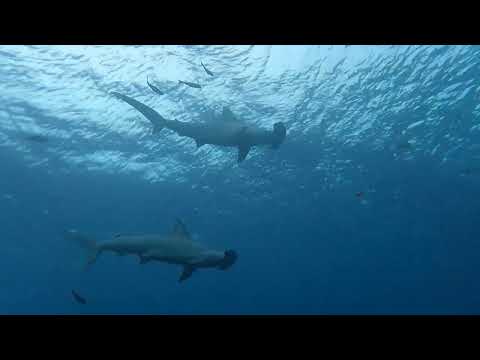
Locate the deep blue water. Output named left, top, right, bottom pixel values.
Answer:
left=1, top=45, right=480, bottom=314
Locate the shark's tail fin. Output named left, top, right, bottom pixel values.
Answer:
left=64, top=230, right=100, bottom=267
left=111, top=92, right=166, bottom=134
left=271, top=122, right=286, bottom=149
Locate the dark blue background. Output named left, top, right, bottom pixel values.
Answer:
left=1, top=142, right=479, bottom=314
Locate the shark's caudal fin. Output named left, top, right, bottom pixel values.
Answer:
left=64, top=230, right=99, bottom=267
left=111, top=92, right=166, bottom=134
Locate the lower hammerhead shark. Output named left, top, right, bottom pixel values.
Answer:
left=65, top=219, right=238, bottom=282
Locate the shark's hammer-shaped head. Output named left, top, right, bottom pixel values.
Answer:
left=217, top=249, right=238, bottom=270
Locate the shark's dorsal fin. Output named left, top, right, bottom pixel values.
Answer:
left=222, top=107, right=238, bottom=122
left=172, top=218, right=191, bottom=240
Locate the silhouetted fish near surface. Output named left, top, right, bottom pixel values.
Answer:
left=72, top=290, right=86, bottom=304
left=147, top=77, right=164, bottom=96
left=201, top=62, right=214, bottom=76
left=178, top=80, right=202, bottom=89
left=25, top=134, right=49, bottom=143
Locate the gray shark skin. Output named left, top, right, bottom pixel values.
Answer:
left=65, top=219, right=238, bottom=283
left=111, top=92, right=287, bottom=163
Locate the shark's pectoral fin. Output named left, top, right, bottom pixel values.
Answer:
left=238, top=144, right=251, bottom=163
left=179, top=265, right=194, bottom=282
left=195, top=139, right=206, bottom=149
left=235, top=125, right=251, bottom=163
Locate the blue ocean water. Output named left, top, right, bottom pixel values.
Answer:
left=0, top=45, right=479, bottom=314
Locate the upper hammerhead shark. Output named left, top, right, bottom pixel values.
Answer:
left=111, top=92, right=286, bottom=163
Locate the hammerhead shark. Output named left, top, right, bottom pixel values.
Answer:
left=111, top=92, right=287, bottom=163
left=65, top=219, right=238, bottom=282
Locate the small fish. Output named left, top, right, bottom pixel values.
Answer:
left=355, top=192, right=364, bottom=198
left=147, top=77, right=164, bottom=96
left=178, top=80, right=202, bottom=89
left=201, top=62, right=214, bottom=76
left=72, top=290, right=86, bottom=305
left=25, top=134, right=49, bottom=143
